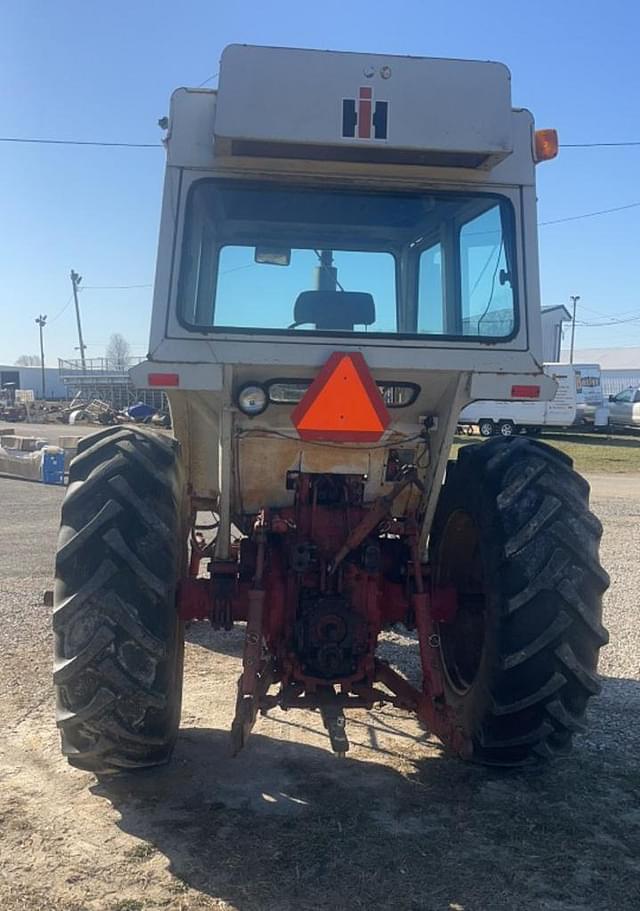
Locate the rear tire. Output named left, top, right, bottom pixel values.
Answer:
left=53, top=425, right=187, bottom=773
left=430, top=436, right=609, bottom=765
left=478, top=420, right=495, bottom=438
left=499, top=420, right=515, bottom=437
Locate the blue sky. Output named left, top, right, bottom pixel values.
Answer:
left=1, top=0, right=639, bottom=365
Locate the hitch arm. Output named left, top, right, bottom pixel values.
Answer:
left=329, top=471, right=420, bottom=574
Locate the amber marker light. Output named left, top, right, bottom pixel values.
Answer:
left=534, top=129, right=559, bottom=163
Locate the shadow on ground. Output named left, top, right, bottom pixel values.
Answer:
left=93, top=677, right=640, bottom=911
left=186, top=622, right=424, bottom=666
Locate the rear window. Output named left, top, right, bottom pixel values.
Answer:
left=177, top=180, right=518, bottom=342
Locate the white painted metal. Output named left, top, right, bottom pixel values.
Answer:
left=215, top=365, right=234, bottom=559
left=215, top=45, right=513, bottom=165
left=146, top=99, right=544, bottom=373
left=418, top=373, right=469, bottom=553
left=132, top=44, right=559, bottom=541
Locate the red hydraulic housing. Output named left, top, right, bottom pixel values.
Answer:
left=179, top=469, right=465, bottom=758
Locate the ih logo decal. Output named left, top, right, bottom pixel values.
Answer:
left=342, top=87, right=388, bottom=140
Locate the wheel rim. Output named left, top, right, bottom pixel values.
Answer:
left=436, top=509, right=487, bottom=695
left=479, top=422, right=493, bottom=437
left=500, top=423, right=513, bottom=436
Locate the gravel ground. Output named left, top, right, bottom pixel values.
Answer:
left=0, top=478, right=64, bottom=718
left=587, top=474, right=640, bottom=681
left=0, top=471, right=638, bottom=911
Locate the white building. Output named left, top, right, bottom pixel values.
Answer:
left=541, top=305, right=571, bottom=362
left=561, top=347, right=640, bottom=396
left=0, top=364, right=68, bottom=400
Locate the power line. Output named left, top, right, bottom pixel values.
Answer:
left=549, top=301, right=640, bottom=327
left=47, top=285, right=151, bottom=327
left=562, top=141, right=640, bottom=148
left=2, top=135, right=640, bottom=231
left=197, top=71, right=219, bottom=88
left=576, top=314, right=640, bottom=327
left=49, top=294, right=74, bottom=323
left=579, top=303, right=613, bottom=317
left=82, top=283, right=152, bottom=289
left=0, top=136, right=161, bottom=148
left=579, top=303, right=640, bottom=320
left=84, top=340, right=148, bottom=347
left=539, top=201, right=640, bottom=226
left=219, top=263, right=257, bottom=277
left=2, top=133, right=639, bottom=152
left=3, top=134, right=639, bottom=150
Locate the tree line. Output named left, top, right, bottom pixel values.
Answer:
left=14, top=333, right=131, bottom=368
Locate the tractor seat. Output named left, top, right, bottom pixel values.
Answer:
left=291, top=290, right=375, bottom=331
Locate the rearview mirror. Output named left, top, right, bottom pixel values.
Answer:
left=255, top=246, right=291, bottom=266
left=608, top=394, right=615, bottom=402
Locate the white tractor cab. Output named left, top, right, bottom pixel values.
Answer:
left=459, top=363, right=578, bottom=437
left=53, top=46, right=608, bottom=773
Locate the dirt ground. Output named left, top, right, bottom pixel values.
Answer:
left=0, top=473, right=639, bottom=911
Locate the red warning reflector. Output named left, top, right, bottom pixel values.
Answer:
left=291, top=352, right=390, bottom=442
left=148, top=372, right=180, bottom=387
left=511, top=384, right=540, bottom=399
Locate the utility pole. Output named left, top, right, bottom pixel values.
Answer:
left=70, top=269, right=87, bottom=372
left=315, top=250, right=337, bottom=291
left=35, top=314, right=47, bottom=399
left=569, top=295, right=580, bottom=364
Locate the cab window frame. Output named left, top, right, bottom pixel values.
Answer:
left=175, top=178, right=520, bottom=344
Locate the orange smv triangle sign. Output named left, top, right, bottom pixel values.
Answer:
left=291, top=352, right=390, bottom=442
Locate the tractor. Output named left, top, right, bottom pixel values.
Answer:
left=53, top=45, right=609, bottom=772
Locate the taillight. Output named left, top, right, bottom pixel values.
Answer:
left=511, top=385, right=540, bottom=399
left=148, top=373, right=179, bottom=387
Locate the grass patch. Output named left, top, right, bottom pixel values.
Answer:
left=169, top=877, right=190, bottom=895
left=124, top=842, right=157, bottom=861
left=452, top=431, right=640, bottom=473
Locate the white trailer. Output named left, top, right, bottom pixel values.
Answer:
left=458, top=363, right=577, bottom=436
left=574, top=363, right=604, bottom=424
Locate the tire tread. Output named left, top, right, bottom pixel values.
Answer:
left=432, top=435, right=608, bottom=765
left=53, top=425, right=185, bottom=773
